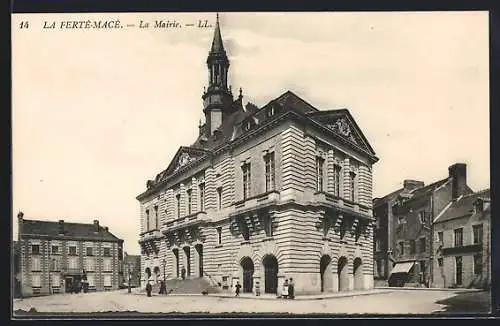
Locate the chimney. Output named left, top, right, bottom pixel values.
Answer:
left=58, top=220, right=65, bottom=234
left=403, top=179, right=425, bottom=191
left=17, top=211, right=24, bottom=240
left=449, top=163, right=467, bottom=200
left=104, top=226, right=109, bottom=232
left=93, top=220, right=99, bottom=232
left=474, top=198, right=484, bottom=213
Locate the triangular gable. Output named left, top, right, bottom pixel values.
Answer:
left=273, top=90, right=319, bottom=115
left=307, top=109, right=376, bottom=156
left=162, top=146, right=210, bottom=180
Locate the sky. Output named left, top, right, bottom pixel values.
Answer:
left=11, top=12, right=490, bottom=255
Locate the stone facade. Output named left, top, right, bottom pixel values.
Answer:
left=433, top=190, right=490, bottom=289
left=374, top=163, right=475, bottom=287
left=137, top=15, right=378, bottom=295
left=17, top=213, right=123, bottom=297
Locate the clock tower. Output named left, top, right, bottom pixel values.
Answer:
left=202, top=13, right=234, bottom=137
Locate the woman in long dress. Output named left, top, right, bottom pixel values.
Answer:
left=282, top=279, right=289, bottom=299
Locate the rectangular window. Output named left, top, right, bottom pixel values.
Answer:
left=474, top=254, right=483, bottom=275
left=52, top=273, right=60, bottom=288
left=316, top=157, right=324, bottom=192
left=217, top=227, right=222, bottom=245
left=85, top=257, right=95, bottom=271
left=31, top=244, right=40, bottom=255
left=104, top=274, right=112, bottom=287
left=32, top=274, right=41, bottom=287
left=87, top=274, right=95, bottom=287
left=350, top=172, right=356, bottom=201
left=419, top=237, right=426, bottom=253
left=146, top=209, right=150, bottom=231
left=51, top=245, right=59, bottom=255
left=217, top=187, right=223, bottom=210
left=455, top=256, right=463, bottom=285
left=242, top=163, right=251, bottom=199
left=31, top=256, right=41, bottom=271
left=454, top=228, right=463, bottom=247
left=176, top=194, right=181, bottom=218
left=199, top=183, right=205, bottom=211
left=419, top=211, right=426, bottom=224
left=103, top=258, right=112, bottom=272
left=68, top=256, right=78, bottom=269
left=103, top=247, right=111, bottom=257
left=473, top=224, right=483, bottom=244
left=154, top=205, right=159, bottom=229
left=69, top=246, right=77, bottom=256
left=265, top=215, right=273, bottom=237
left=52, top=257, right=61, bottom=271
left=86, top=247, right=93, bottom=256
left=333, top=164, right=342, bottom=196
left=375, top=238, right=381, bottom=251
left=409, top=240, right=416, bottom=254
left=438, top=231, right=444, bottom=244
left=187, top=190, right=192, bottom=215
left=438, top=257, right=444, bottom=267
left=398, top=241, right=404, bottom=256
left=264, top=152, right=276, bottom=192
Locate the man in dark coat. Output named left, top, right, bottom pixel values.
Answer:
left=288, top=278, right=295, bottom=299
left=146, top=281, right=152, bottom=297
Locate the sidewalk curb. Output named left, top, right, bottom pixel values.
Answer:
left=374, top=287, right=483, bottom=293
left=132, top=290, right=393, bottom=301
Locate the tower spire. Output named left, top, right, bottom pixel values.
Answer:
left=210, top=12, right=225, bottom=54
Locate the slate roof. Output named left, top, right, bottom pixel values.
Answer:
left=20, top=218, right=122, bottom=242
left=373, top=187, right=404, bottom=207
left=434, top=189, right=491, bottom=223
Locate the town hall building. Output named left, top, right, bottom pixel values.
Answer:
left=137, top=15, right=379, bottom=295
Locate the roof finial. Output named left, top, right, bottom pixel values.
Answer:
left=216, top=12, right=219, bottom=24
left=239, top=87, right=243, bottom=98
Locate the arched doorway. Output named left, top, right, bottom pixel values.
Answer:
left=240, top=257, right=254, bottom=293
left=262, top=255, right=278, bottom=294
left=145, top=267, right=151, bottom=283
left=353, top=258, right=363, bottom=290
left=338, top=256, right=349, bottom=291
left=320, top=255, right=333, bottom=292
left=153, top=266, right=160, bottom=282
left=172, top=249, right=179, bottom=278
left=195, top=244, right=203, bottom=277
left=183, top=247, right=191, bottom=277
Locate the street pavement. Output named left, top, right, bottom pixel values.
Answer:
left=12, top=288, right=479, bottom=315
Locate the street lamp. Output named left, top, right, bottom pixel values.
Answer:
left=162, top=259, right=166, bottom=283
left=128, top=264, right=132, bottom=293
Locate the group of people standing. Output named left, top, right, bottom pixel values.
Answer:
left=281, top=278, right=295, bottom=299
left=145, top=280, right=168, bottom=297
left=234, top=278, right=296, bottom=299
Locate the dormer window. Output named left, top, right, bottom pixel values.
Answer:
left=267, top=106, right=275, bottom=117
left=244, top=121, right=251, bottom=131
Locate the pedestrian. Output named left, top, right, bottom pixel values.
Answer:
left=146, top=281, right=152, bottom=297
left=181, top=267, right=186, bottom=280
left=282, top=279, right=289, bottom=299
left=235, top=281, right=241, bottom=297
left=288, top=278, right=295, bottom=299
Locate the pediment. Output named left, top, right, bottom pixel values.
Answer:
left=161, top=146, right=210, bottom=180
left=307, top=109, right=376, bottom=156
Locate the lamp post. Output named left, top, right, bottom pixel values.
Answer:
left=128, top=264, right=132, bottom=293
left=162, top=259, right=166, bottom=283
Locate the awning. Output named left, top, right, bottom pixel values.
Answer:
left=390, top=261, right=415, bottom=275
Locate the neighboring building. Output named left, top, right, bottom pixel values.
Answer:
left=137, top=15, right=379, bottom=295
left=123, top=252, right=141, bottom=288
left=17, top=212, right=124, bottom=296
left=373, top=180, right=423, bottom=280
left=374, top=163, right=473, bottom=287
left=433, top=189, right=491, bottom=289
left=13, top=241, right=21, bottom=298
